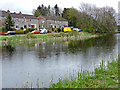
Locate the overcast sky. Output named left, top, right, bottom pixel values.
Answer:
left=0, top=0, right=119, bottom=15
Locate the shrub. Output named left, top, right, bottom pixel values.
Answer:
left=47, top=29, right=50, bottom=33
left=15, top=30, right=24, bottom=34
left=61, top=27, right=64, bottom=32
left=26, top=32, right=36, bottom=39
left=56, top=27, right=61, bottom=32
left=52, top=27, right=54, bottom=31
left=59, top=32, right=64, bottom=36
left=54, top=29, right=57, bottom=32
left=0, top=26, right=7, bottom=31
left=20, top=27, right=23, bottom=30
left=24, top=28, right=30, bottom=34
left=11, top=27, right=16, bottom=31
left=30, top=28, right=35, bottom=32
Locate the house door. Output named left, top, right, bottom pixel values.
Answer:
left=31, top=25, right=35, bottom=28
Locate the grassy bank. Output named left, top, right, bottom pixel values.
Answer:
left=49, top=58, right=119, bottom=88
left=0, top=32, right=106, bottom=44
left=22, top=58, right=119, bottom=88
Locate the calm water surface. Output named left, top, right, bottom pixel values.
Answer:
left=2, top=34, right=119, bottom=88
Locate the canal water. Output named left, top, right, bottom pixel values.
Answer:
left=2, top=34, right=119, bottom=88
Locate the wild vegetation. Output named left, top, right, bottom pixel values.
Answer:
left=49, top=59, right=118, bottom=88
left=4, top=13, right=14, bottom=31
left=1, top=32, right=105, bottom=45
left=33, top=4, right=62, bottom=17
left=20, top=58, right=118, bottom=88
left=27, top=3, right=117, bottom=34
left=62, top=3, right=117, bottom=33
left=1, top=3, right=117, bottom=34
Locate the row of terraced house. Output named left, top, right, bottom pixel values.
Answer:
left=0, top=10, right=68, bottom=30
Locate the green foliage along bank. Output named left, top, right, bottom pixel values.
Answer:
left=49, top=59, right=118, bottom=88
left=62, top=3, right=117, bottom=33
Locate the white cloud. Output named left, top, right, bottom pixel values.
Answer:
left=0, top=0, right=119, bottom=14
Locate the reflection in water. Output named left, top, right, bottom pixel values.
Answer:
left=2, top=45, right=15, bottom=57
left=2, top=34, right=118, bottom=88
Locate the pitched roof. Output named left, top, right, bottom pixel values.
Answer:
left=1, top=10, right=37, bottom=19
left=38, top=16, right=67, bottom=21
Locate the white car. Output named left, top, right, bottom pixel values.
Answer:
left=73, top=28, right=82, bottom=32
left=40, top=28, right=47, bottom=34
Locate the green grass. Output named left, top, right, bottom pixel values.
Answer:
left=22, top=58, right=119, bottom=88
left=49, top=59, right=118, bottom=88
left=0, top=32, right=105, bottom=44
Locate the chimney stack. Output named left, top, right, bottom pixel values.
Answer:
left=19, top=11, right=22, bottom=14
left=7, top=10, right=10, bottom=13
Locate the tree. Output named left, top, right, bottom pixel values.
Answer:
left=48, top=5, right=51, bottom=16
left=33, top=4, right=50, bottom=16
left=5, top=14, right=14, bottom=30
left=67, top=8, right=79, bottom=27
left=79, top=3, right=117, bottom=33
left=34, top=10, right=41, bottom=17
left=62, top=8, right=70, bottom=19
left=54, top=4, right=60, bottom=16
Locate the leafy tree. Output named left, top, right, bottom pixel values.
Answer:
left=62, top=8, right=70, bottom=19
left=48, top=5, right=51, bottom=16
left=5, top=14, right=14, bottom=30
left=54, top=4, right=60, bottom=16
left=33, top=4, right=48, bottom=16
left=34, top=10, right=41, bottom=17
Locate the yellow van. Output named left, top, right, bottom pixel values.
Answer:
left=64, top=27, right=72, bottom=32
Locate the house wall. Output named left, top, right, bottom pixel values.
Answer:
left=13, top=18, right=39, bottom=29
left=44, top=19, right=68, bottom=29
left=0, top=16, right=40, bottom=30
left=0, top=11, right=68, bottom=30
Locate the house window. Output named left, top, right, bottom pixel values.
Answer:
left=16, top=25, right=19, bottom=28
left=25, top=19, right=26, bottom=22
left=13, top=18, right=15, bottom=22
left=19, top=18, right=20, bottom=22
left=27, top=19, right=29, bottom=22
left=22, top=19, right=24, bottom=22
left=42, top=25, right=44, bottom=28
left=16, top=18, right=18, bottom=22
left=24, top=25, right=27, bottom=28
left=28, top=25, right=31, bottom=28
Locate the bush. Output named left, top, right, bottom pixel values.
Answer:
left=0, top=26, right=7, bottom=31
left=26, top=32, right=36, bottom=39
left=56, top=27, right=61, bottom=32
left=59, top=32, right=64, bottom=35
left=11, top=27, right=16, bottom=31
left=30, top=28, right=35, bottom=32
left=20, top=27, right=23, bottom=30
left=61, top=27, right=64, bottom=32
left=15, top=30, right=24, bottom=34
left=24, top=28, right=30, bottom=34
left=54, top=29, right=57, bottom=32
left=47, top=29, right=50, bottom=33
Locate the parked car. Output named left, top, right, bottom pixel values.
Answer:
left=77, top=29, right=82, bottom=32
left=4, top=31, right=16, bottom=35
left=40, top=28, right=47, bottom=34
left=31, top=30, right=36, bottom=34
left=73, top=28, right=82, bottom=32
left=64, top=27, right=72, bottom=32
left=34, top=30, right=41, bottom=34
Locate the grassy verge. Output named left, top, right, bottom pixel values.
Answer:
left=49, top=59, right=118, bottom=88
left=22, top=58, right=118, bottom=88
left=0, top=32, right=106, bottom=44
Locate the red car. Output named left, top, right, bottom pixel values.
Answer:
left=34, top=30, right=41, bottom=34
